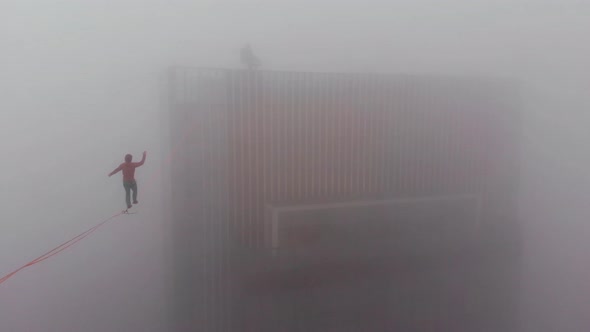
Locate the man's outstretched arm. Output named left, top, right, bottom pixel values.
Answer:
left=134, top=151, right=147, bottom=167
left=108, top=164, right=122, bottom=177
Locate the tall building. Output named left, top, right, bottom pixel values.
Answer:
left=163, top=67, right=522, bottom=331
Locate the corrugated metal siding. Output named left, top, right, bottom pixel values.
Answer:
left=225, top=72, right=508, bottom=249
left=167, top=68, right=521, bottom=331
left=169, top=68, right=232, bottom=331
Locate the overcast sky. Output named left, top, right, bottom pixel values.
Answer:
left=1, top=1, right=590, bottom=331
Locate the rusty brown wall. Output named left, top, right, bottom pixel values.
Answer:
left=224, top=71, right=519, bottom=248
left=167, top=67, right=521, bottom=331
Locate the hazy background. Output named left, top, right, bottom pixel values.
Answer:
left=1, top=0, right=589, bottom=331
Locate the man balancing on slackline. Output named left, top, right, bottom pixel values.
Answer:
left=108, top=151, right=147, bottom=211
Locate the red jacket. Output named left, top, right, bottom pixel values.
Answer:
left=109, top=154, right=146, bottom=182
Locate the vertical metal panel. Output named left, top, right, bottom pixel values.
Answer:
left=222, top=71, right=517, bottom=246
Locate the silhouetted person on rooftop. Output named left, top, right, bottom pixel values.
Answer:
left=240, top=44, right=260, bottom=70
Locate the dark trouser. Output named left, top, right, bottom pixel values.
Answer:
left=123, top=180, right=138, bottom=208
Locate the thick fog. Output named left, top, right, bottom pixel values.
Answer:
left=1, top=0, right=589, bottom=331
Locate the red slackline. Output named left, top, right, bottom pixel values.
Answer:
left=0, top=211, right=124, bottom=285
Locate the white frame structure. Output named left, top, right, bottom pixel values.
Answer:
left=267, top=193, right=483, bottom=252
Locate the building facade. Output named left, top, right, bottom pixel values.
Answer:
left=164, top=67, right=522, bottom=331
